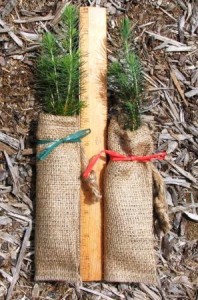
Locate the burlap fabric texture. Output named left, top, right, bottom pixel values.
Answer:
left=104, top=119, right=158, bottom=284
left=35, top=113, right=80, bottom=282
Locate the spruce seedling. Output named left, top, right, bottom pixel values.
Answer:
left=108, top=17, right=144, bottom=131
left=36, top=5, right=84, bottom=116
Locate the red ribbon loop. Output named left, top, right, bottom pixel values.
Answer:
left=83, top=150, right=166, bottom=179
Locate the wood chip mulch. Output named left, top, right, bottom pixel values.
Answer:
left=0, top=0, right=197, bottom=299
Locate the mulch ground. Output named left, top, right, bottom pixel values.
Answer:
left=0, top=0, right=198, bottom=299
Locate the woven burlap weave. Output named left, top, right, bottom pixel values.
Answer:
left=35, top=113, right=80, bottom=282
left=104, top=119, right=157, bottom=283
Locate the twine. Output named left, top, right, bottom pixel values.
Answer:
left=81, top=146, right=102, bottom=202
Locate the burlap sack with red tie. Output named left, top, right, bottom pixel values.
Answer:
left=103, top=119, right=170, bottom=283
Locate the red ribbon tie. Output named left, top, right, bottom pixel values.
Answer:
left=83, top=150, right=166, bottom=179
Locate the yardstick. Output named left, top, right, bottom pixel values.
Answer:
left=80, top=7, right=107, bottom=281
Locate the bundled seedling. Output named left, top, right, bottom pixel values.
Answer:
left=35, top=6, right=88, bottom=283
left=108, top=17, right=144, bottom=131
left=104, top=18, right=170, bottom=283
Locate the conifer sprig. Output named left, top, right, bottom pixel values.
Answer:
left=108, top=17, right=144, bottom=131
left=36, top=5, right=84, bottom=116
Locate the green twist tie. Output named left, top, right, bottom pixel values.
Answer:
left=37, top=128, right=91, bottom=161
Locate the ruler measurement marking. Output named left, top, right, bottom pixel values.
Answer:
left=80, top=7, right=107, bottom=281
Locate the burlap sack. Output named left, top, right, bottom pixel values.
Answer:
left=35, top=113, right=80, bottom=282
left=104, top=119, right=157, bottom=283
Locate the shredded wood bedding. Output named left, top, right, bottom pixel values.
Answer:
left=0, top=0, right=197, bottom=299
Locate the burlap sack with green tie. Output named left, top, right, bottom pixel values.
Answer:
left=35, top=113, right=80, bottom=282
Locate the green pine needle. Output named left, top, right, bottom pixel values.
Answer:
left=108, top=17, right=144, bottom=131
left=36, top=5, right=84, bottom=116
left=120, top=17, right=132, bottom=56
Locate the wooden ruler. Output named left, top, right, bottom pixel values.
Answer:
left=80, top=7, right=107, bottom=281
